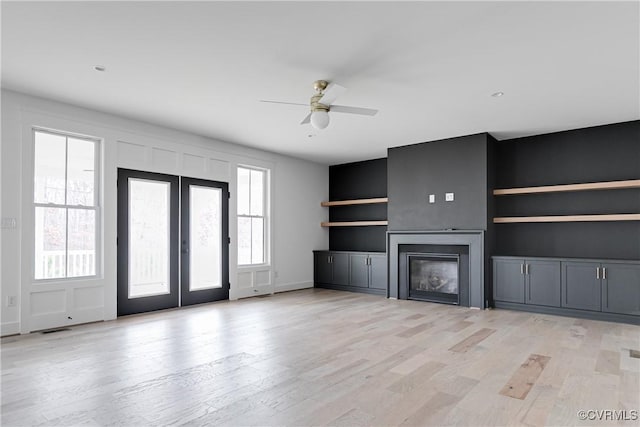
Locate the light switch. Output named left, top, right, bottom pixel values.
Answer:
left=428, top=194, right=435, bottom=203
left=445, top=193, right=454, bottom=202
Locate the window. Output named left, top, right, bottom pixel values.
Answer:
left=237, top=166, right=267, bottom=265
left=33, top=130, right=99, bottom=280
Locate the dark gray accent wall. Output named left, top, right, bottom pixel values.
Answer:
left=495, top=120, right=640, bottom=260
left=387, top=133, right=493, bottom=231
left=329, top=158, right=387, bottom=252
left=329, top=158, right=387, bottom=200
left=495, top=121, right=640, bottom=187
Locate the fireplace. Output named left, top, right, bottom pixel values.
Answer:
left=408, top=254, right=459, bottom=304
left=399, top=245, right=469, bottom=305
left=387, top=231, right=486, bottom=309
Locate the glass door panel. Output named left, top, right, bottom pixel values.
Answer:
left=128, top=179, right=170, bottom=298
left=189, top=185, right=222, bottom=291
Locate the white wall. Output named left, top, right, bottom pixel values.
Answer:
left=1, top=89, right=328, bottom=335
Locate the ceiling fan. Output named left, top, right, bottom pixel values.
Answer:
left=260, top=80, right=378, bottom=130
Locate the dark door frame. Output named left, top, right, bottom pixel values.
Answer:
left=117, top=168, right=180, bottom=316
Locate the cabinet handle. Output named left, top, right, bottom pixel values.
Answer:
left=602, top=267, right=607, bottom=280
left=520, top=264, right=524, bottom=275
left=366, top=257, right=370, bottom=266
left=525, top=264, right=529, bottom=275
left=596, top=267, right=600, bottom=279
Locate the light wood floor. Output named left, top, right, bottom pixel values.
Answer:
left=2, top=289, right=639, bottom=426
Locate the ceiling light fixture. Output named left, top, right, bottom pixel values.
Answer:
left=93, top=65, right=106, bottom=72
left=260, top=80, right=378, bottom=131
left=309, top=81, right=330, bottom=130
left=491, top=91, right=504, bottom=97
left=310, top=109, right=330, bottom=130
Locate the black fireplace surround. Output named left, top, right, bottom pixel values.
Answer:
left=388, top=230, right=485, bottom=309
left=400, top=246, right=470, bottom=305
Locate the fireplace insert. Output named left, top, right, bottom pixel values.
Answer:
left=407, top=253, right=459, bottom=304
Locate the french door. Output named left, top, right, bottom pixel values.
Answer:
left=180, top=177, right=229, bottom=306
left=117, top=169, right=229, bottom=316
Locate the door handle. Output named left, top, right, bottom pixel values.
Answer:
left=525, top=264, right=529, bottom=275
left=520, top=264, right=524, bottom=275
left=181, top=240, right=189, bottom=254
left=602, top=267, right=607, bottom=280
left=596, top=267, right=600, bottom=279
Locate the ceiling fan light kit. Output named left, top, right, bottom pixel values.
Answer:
left=261, top=79, right=378, bottom=131
left=309, top=80, right=331, bottom=130
left=310, top=110, right=330, bottom=130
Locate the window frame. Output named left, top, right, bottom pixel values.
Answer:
left=32, top=128, right=101, bottom=282
left=236, top=165, right=269, bottom=267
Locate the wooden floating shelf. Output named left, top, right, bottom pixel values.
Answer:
left=321, top=220, right=388, bottom=227
left=321, top=197, right=388, bottom=207
left=493, top=179, right=640, bottom=196
left=494, top=214, right=640, bottom=223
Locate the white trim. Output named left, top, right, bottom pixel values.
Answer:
left=32, top=129, right=102, bottom=282
left=1, top=322, right=20, bottom=337
left=236, top=165, right=269, bottom=266
left=275, top=281, right=314, bottom=293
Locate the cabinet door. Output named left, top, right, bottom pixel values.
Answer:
left=314, top=252, right=333, bottom=284
left=369, top=254, right=387, bottom=291
left=526, top=260, right=561, bottom=307
left=332, top=253, right=350, bottom=286
left=349, top=254, right=369, bottom=288
left=562, top=262, right=601, bottom=311
left=602, top=263, right=640, bottom=316
left=493, top=258, right=525, bottom=303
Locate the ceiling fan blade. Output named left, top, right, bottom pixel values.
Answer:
left=259, top=100, right=308, bottom=107
left=319, top=83, right=347, bottom=106
left=300, top=113, right=311, bottom=124
left=330, top=105, right=378, bottom=116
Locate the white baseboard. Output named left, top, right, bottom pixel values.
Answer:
left=275, top=281, right=313, bottom=293
left=230, top=281, right=313, bottom=300
left=1, top=321, right=20, bottom=337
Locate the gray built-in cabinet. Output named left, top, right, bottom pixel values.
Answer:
left=494, top=258, right=560, bottom=307
left=493, top=256, right=640, bottom=324
left=563, top=261, right=640, bottom=316
left=314, top=251, right=387, bottom=295
left=562, top=261, right=602, bottom=311
left=314, top=252, right=348, bottom=286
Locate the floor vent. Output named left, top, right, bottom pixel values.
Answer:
left=41, top=328, right=71, bottom=334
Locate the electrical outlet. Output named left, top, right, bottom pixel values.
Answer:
left=445, top=192, right=454, bottom=202
left=7, top=296, right=17, bottom=307
left=428, top=194, right=435, bottom=203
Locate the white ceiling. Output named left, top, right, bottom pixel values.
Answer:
left=2, top=1, right=639, bottom=165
